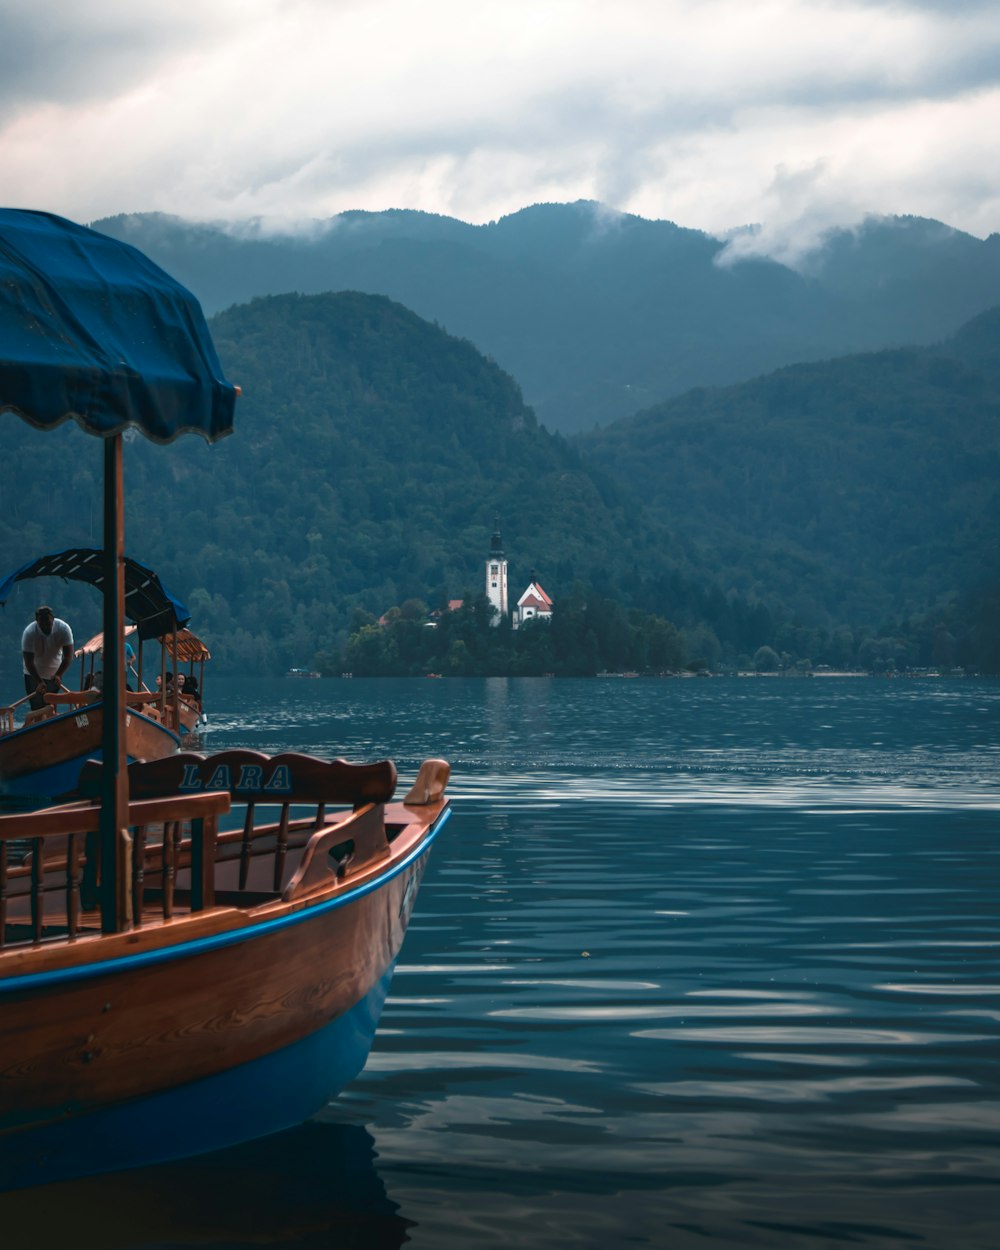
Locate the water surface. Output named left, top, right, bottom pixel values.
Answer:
left=4, top=676, right=999, bottom=1249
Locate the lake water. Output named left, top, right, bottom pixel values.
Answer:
left=4, top=675, right=999, bottom=1249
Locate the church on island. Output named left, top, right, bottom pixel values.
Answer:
left=486, top=517, right=554, bottom=628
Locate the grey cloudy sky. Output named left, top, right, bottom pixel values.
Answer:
left=2, top=0, right=998, bottom=258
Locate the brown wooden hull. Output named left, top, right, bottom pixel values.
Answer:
left=1, top=868, right=417, bottom=1123
left=0, top=703, right=179, bottom=798
left=0, top=797, right=446, bottom=1132
left=0, top=751, right=450, bottom=1186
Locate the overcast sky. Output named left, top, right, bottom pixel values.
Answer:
left=2, top=0, right=998, bottom=260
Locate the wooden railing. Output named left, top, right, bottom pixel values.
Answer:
left=0, top=752, right=447, bottom=953
left=0, top=791, right=230, bottom=950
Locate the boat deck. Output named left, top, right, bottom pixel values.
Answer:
left=3, top=823, right=307, bottom=942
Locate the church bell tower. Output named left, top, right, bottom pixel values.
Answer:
left=486, top=515, right=508, bottom=626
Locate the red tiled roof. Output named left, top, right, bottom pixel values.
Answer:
left=517, top=582, right=553, bottom=609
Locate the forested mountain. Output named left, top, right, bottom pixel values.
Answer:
left=577, top=307, right=1000, bottom=637
left=0, top=292, right=701, bottom=676
left=2, top=291, right=996, bottom=680
left=93, top=203, right=1000, bottom=434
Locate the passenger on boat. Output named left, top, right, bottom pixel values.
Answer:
left=92, top=643, right=136, bottom=694
left=21, top=605, right=73, bottom=710
left=124, top=641, right=137, bottom=691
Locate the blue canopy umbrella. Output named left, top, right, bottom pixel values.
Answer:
left=0, top=209, right=237, bottom=931
left=0, top=209, right=234, bottom=441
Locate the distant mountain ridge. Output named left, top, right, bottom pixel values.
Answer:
left=94, top=202, right=1000, bottom=434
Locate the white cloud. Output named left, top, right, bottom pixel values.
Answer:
left=0, top=0, right=997, bottom=252
left=713, top=87, right=1000, bottom=263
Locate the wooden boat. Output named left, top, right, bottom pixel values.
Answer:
left=164, top=627, right=210, bottom=733
left=0, top=694, right=178, bottom=802
left=0, top=549, right=203, bottom=799
left=75, top=622, right=211, bottom=737
left=0, top=748, right=451, bottom=1189
left=0, top=210, right=450, bottom=1186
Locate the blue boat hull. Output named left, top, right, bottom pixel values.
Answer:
left=0, top=702, right=179, bottom=799
left=0, top=803, right=449, bottom=1191
left=0, top=964, right=394, bottom=1192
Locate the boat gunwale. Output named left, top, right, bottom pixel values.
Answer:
left=0, top=803, right=451, bottom=995
left=0, top=698, right=178, bottom=746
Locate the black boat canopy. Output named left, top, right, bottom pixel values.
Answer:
left=0, top=548, right=190, bottom=641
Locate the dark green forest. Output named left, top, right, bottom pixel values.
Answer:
left=342, top=590, right=687, bottom=679
left=578, top=307, right=1000, bottom=642
left=1, top=291, right=997, bottom=680
left=0, top=292, right=688, bottom=677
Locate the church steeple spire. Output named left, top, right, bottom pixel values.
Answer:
left=490, top=514, right=504, bottom=559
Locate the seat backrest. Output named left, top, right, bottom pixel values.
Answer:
left=77, top=749, right=398, bottom=808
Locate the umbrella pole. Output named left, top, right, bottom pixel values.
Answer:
left=99, top=433, right=130, bottom=933
left=172, top=629, right=179, bottom=728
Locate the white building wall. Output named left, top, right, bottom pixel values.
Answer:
left=486, top=558, right=508, bottom=624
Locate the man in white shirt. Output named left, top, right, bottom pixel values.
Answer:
left=22, top=605, right=74, bottom=710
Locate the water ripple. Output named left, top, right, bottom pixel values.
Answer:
left=201, top=678, right=1000, bottom=1248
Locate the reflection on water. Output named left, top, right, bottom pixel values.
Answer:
left=0, top=1122, right=409, bottom=1249
left=204, top=674, right=1000, bottom=809
left=2, top=677, right=998, bottom=1248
